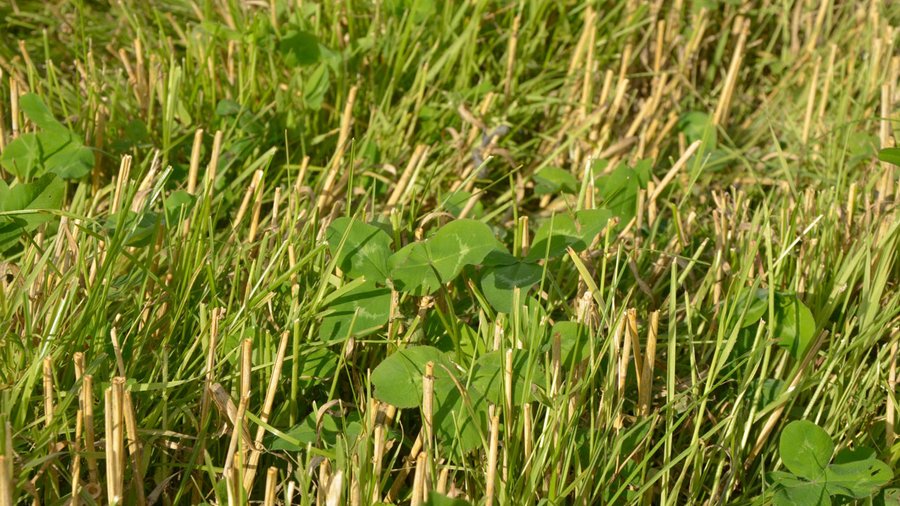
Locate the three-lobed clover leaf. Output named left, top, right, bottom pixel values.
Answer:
left=0, top=94, right=94, bottom=180
left=772, top=420, right=892, bottom=506
left=389, top=219, right=503, bottom=294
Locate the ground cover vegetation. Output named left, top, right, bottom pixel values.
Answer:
left=1, top=0, right=900, bottom=504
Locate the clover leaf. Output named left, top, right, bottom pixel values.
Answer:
left=326, top=217, right=393, bottom=283
left=533, top=167, right=579, bottom=196
left=371, top=346, right=488, bottom=452
left=0, top=94, right=93, bottom=180
left=388, top=219, right=503, bottom=294
left=319, top=280, right=392, bottom=341
left=526, top=208, right=612, bottom=261
left=771, top=420, right=892, bottom=506
left=480, top=260, right=543, bottom=313
left=0, top=174, right=65, bottom=254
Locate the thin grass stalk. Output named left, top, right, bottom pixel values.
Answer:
left=42, top=357, right=57, bottom=497
left=888, top=338, right=898, bottom=448
left=422, top=361, right=435, bottom=495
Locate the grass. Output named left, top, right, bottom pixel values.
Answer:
left=0, top=0, right=899, bottom=504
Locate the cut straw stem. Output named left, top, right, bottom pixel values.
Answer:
left=105, top=379, right=126, bottom=506
left=485, top=410, right=500, bottom=506
left=244, top=331, right=290, bottom=491
left=263, top=467, right=278, bottom=506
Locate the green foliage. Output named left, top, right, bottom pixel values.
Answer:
left=424, top=492, right=471, bottom=506
left=105, top=210, right=160, bottom=247
left=678, top=111, right=717, bottom=147
left=877, top=147, right=900, bottom=167
left=303, top=63, right=331, bottom=110
left=297, top=347, right=340, bottom=382
left=371, top=346, right=455, bottom=409
left=271, top=411, right=362, bottom=451
left=163, top=190, right=196, bottom=225
left=0, top=174, right=64, bottom=254
left=593, top=160, right=650, bottom=229
left=1, top=1, right=897, bottom=503
left=326, top=217, right=393, bottom=283
left=371, top=345, right=487, bottom=452
left=319, top=280, right=392, bottom=341
left=389, top=219, right=503, bottom=294
left=533, top=167, right=579, bottom=196
left=772, top=421, right=892, bottom=505
left=0, top=94, right=93, bottom=180
left=279, top=29, right=320, bottom=67
left=480, top=260, right=543, bottom=313
left=526, top=209, right=613, bottom=261
left=734, top=289, right=816, bottom=359
left=469, top=349, right=542, bottom=406
left=547, top=321, right=593, bottom=369
left=443, top=190, right=484, bottom=219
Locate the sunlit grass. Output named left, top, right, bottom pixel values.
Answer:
left=0, top=0, right=898, bottom=504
